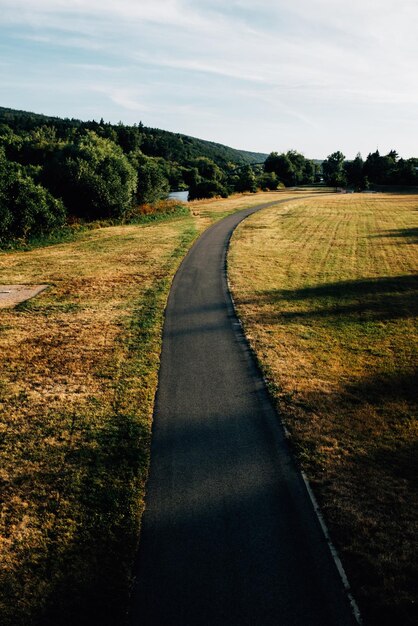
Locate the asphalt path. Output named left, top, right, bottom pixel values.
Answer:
left=130, top=199, right=357, bottom=626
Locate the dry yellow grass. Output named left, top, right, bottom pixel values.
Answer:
left=0, top=191, right=301, bottom=625
left=189, top=189, right=305, bottom=228
left=0, top=216, right=199, bottom=625
left=229, top=193, right=418, bottom=626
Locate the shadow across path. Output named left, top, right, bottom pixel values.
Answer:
left=129, top=199, right=357, bottom=625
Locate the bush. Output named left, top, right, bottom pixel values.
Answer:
left=128, top=153, right=170, bottom=204
left=258, top=171, right=280, bottom=191
left=124, top=199, right=189, bottom=223
left=44, top=132, right=137, bottom=221
left=0, top=150, right=66, bottom=243
left=188, top=179, right=229, bottom=200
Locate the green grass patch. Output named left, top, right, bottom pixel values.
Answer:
left=0, top=203, right=190, bottom=253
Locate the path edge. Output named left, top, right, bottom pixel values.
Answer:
left=224, top=199, right=363, bottom=626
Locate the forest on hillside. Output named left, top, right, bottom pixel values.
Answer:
left=0, top=106, right=271, bottom=244
left=0, top=106, right=417, bottom=245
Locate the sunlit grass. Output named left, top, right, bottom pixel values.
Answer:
left=0, top=215, right=200, bottom=625
left=229, top=193, right=418, bottom=626
left=0, top=190, right=301, bottom=625
left=189, top=189, right=304, bottom=228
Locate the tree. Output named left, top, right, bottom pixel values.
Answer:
left=190, top=157, right=224, bottom=182
left=186, top=156, right=229, bottom=199
left=0, top=147, right=66, bottom=243
left=188, top=179, right=228, bottom=200
left=129, top=152, right=170, bottom=204
left=363, top=150, right=397, bottom=185
left=286, top=150, right=307, bottom=184
left=265, top=150, right=315, bottom=186
left=393, top=158, right=418, bottom=185
left=264, top=152, right=296, bottom=186
left=44, top=131, right=137, bottom=220
left=235, top=165, right=258, bottom=193
left=182, top=166, right=201, bottom=188
left=257, top=171, right=280, bottom=191
left=322, top=151, right=347, bottom=188
left=116, top=124, right=142, bottom=153
left=345, top=153, right=367, bottom=190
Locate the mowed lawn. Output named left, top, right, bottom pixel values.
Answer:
left=229, top=193, right=418, bottom=626
left=0, top=190, right=296, bottom=625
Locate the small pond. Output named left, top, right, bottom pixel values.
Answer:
left=168, top=190, right=189, bottom=202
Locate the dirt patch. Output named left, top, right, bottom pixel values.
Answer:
left=0, top=284, right=48, bottom=308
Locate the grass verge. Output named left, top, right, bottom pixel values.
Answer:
left=229, top=193, right=418, bottom=625
left=0, top=191, right=295, bottom=625
left=0, top=215, right=198, bottom=625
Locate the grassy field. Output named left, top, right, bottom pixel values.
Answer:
left=0, top=190, right=298, bottom=625
left=229, top=193, right=418, bottom=625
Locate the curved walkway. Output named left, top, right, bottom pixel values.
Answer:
left=130, top=199, right=357, bottom=625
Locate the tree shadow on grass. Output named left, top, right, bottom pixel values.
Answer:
left=343, top=366, right=417, bottom=406
left=0, top=406, right=150, bottom=626
left=65, top=414, right=149, bottom=626
left=248, top=274, right=418, bottom=324
left=371, top=227, right=418, bottom=244
left=282, top=367, right=418, bottom=624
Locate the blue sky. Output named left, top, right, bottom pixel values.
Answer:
left=0, top=0, right=417, bottom=158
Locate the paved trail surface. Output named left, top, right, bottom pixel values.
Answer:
left=130, top=200, right=357, bottom=625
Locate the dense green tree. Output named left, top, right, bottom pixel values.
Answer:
left=0, top=106, right=268, bottom=169
left=115, top=124, right=143, bottom=153
left=182, top=166, right=201, bottom=188
left=257, top=171, right=280, bottom=191
left=301, top=159, right=316, bottom=184
left=264, top=150, right=314, bottom=186
left=190, top=157, right=224, bottom=183
left=188, top=179, right=228, bottom=200
left=186, top=156, right=229, bottom=199
left=265, top=152, right=296, bottom=186
left=286, top=150, right=308, bottom=184
left=129, top=152, right=170, bottom=204
left=235, top=165, right=258, bottom=193
left=156, top=159, right=188, bottom=191
left=393, top=158, right=418, bottom=185
left=363, top=150, right=397, bottom=185
left=345, top=153, right=367, bottom=190
left=0, top=148, right=66, bottom=242
left=44, top=131, right=137, bottom=220
left=322, top=151, right=347, bottom=188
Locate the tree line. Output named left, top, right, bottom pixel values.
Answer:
left=0, top=107, right=271, bottom=244
left=1, top=107, right=417, bottom=245
left=322, top=150, right=418, bottom=190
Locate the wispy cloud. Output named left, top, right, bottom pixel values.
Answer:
left=0, top=0, right=417, bottom=156
left=67, top=63, right=126, bottom=73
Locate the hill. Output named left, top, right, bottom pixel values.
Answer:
left=0, top=106, right=267, bottom=167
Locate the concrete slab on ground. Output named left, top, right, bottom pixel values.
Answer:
left=0, top=285, right=49, bottom=309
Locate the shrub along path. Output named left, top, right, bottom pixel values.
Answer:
left=130, top=199, right=356, bottom=626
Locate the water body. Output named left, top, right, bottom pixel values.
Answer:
left=168, top=190, right=189, bottom=202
